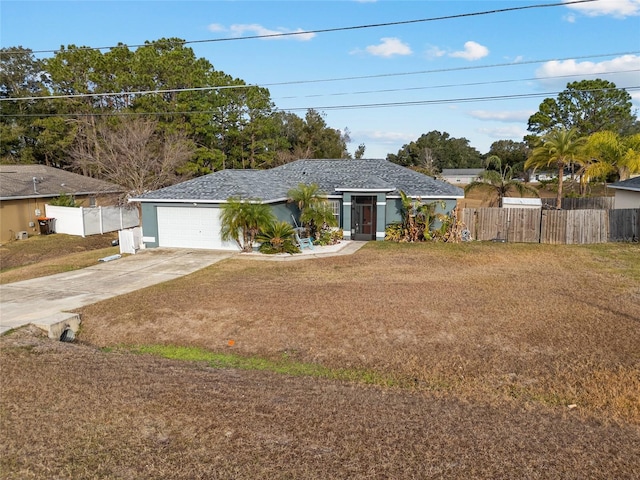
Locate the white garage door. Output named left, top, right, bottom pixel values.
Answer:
left=157, top=206, right=237, bottom=250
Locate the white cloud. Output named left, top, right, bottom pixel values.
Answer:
left=208, top=23, right=315, bottom=41
left=469, top=110, right=535, bottom=122
left=364, top=130, right=416, bottom=143
left=476, top=126, right=529, bottom=141
left=535, top=54, right=640, bottom=90
left=425, top=45, right=447, bottom=59
left=364, top=37, right=412, bottom=57
left=449, top=41, right=489, bottom=61
left=563, top=0, right=640, bottom=18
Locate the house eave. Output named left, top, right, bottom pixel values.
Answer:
left=334, top=187, right=395, bottom=193
left=1, top=190, right=122, bottom=201
left=129, top=197, right=286, bottom=205
left=386, top=194, right=465, bottom=199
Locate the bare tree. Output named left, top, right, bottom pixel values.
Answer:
left=69, top=117, right=194, bottom=199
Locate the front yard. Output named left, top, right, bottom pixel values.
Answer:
left=1, top=241, right=639, bottom=478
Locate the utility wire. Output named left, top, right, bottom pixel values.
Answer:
left=2, top=50, right=637, bottom=102
left=278, top=68, right=640, bottom=100
left=4, top=0, right=598, bottom=55
left=4, top=87, right=638, bottom=118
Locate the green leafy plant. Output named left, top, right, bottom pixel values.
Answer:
left=316, top=227, right=343, bottom=246
left=287, top=183, right=337, bottom=240
left=256, top=221, right=300, bottom=254
left=220, top=197, right=276, bottom=252
left=48, top=193, right=78, bottom=207
left=384, top=222, right=403, bottom=242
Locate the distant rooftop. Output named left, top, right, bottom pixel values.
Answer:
left=0, top=164, right=124, bottom=200
left=609, top=175, right=640, bottom=192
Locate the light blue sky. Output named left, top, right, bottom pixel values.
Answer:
left=2, top=0, right=639, bottom=158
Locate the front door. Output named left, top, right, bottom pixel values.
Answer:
left=351, top=196, right=376, bottom=241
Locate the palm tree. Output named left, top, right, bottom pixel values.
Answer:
left=287, top=183, right=337, bottom=239
left=220, top=197, right=275, bottom=252
left=398, top=190, right=446, bottom=242
left=465, top=155, right=539, bottom=207
left=525, top=128, right=585, bottom=209
left=580, top=131, right=640, bottom=183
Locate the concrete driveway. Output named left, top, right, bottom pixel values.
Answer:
left=0, top=248, right=234, bottom=336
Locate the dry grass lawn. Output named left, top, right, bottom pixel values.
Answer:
left=0, top=232, right=118, bottom=284
left=1, top=241, right=639, bottom=478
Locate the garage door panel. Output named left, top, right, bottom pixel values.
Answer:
left=157, top=206, right=236, bottom=250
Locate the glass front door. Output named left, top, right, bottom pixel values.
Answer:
left=351, top=196, right=376, bottom=241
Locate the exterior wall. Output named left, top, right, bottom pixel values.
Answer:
left=375, top=193, right=387, bottom=240
left=271, top=202, right=299, bottom=225
left=137, top=196, right=461, bottom=249
left=0, top=198, right=45, bottom=243
left=0, top=194, right=120, bottom=244
left=140, top=202, right=160, bottom=248
left=341, top=193, right=353, bottom=240
left=442, top=175, right=478, bottom=185
left=614, top=190, right=640, bottom=209
left=139, top=201, right=297, bottom=249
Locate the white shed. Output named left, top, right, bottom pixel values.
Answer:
left=502, top=198, right=542, bottom=209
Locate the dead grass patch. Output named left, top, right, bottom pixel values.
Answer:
left=0, top=232, right=118, bottom=283
left=2, top=329, right=639, bottom=479
left=78, top=242, right=640, bottom=424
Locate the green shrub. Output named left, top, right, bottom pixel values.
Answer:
left=48, top=193, right=78, bottom=207
left=316, top=227, right=343, bottom=246
left=256, top=221, right=300, bottom=254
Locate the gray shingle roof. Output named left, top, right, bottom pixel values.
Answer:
left=0, top=164, right=125, bottom=200
left=134, top=159, right=464, bottom=203
left=609, top=176, right=640, bottom=192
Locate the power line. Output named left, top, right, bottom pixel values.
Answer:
left=2, top=50, right=637, bottom=102
left=4, top=87, right=638, bottom=118
left=276, top=69, right=640, bottom=101
left=4, top=0, right=598, bottom=56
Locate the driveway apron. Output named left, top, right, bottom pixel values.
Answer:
left=0, top=249, right=234, bottom=335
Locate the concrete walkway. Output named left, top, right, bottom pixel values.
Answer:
left=0, top=249, right=234, bottom=336
left=0, top=241, right=367, bottom=337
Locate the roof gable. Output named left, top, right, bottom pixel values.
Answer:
left=133, top=159, right=464, bottom=203
left=0, top=165, right=125, bottom=200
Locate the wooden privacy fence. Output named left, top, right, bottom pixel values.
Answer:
left=550, top=196, right=616, bottom=210
left=461, top=208, right=639, bottom=244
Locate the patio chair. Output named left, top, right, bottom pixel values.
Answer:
left=294, top=231, right=314, bottom=250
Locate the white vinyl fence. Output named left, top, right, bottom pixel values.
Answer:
left=45, top=205, right=140, bottom=237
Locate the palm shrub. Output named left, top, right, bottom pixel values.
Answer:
left=287, top=183, right=337, bottom=239
left=398, top=190, right=445, bottom=242
left=256, top=221, right=300, bottom=254
left=220, top=197, right=276, bottom=252
left=465, top=155, right=539, bottom=207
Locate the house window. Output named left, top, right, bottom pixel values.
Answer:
left=329, top=199, right=340, bottom=226
left=89, top=196, right=97, bottom=207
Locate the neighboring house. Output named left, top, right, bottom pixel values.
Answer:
left=131, top=158, right=464, bottom=250
left=609, top=176, right=640, bottom=209
left=441, top=169, right=484, bottom=185
left=0, top=164, right=125, bottom=243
